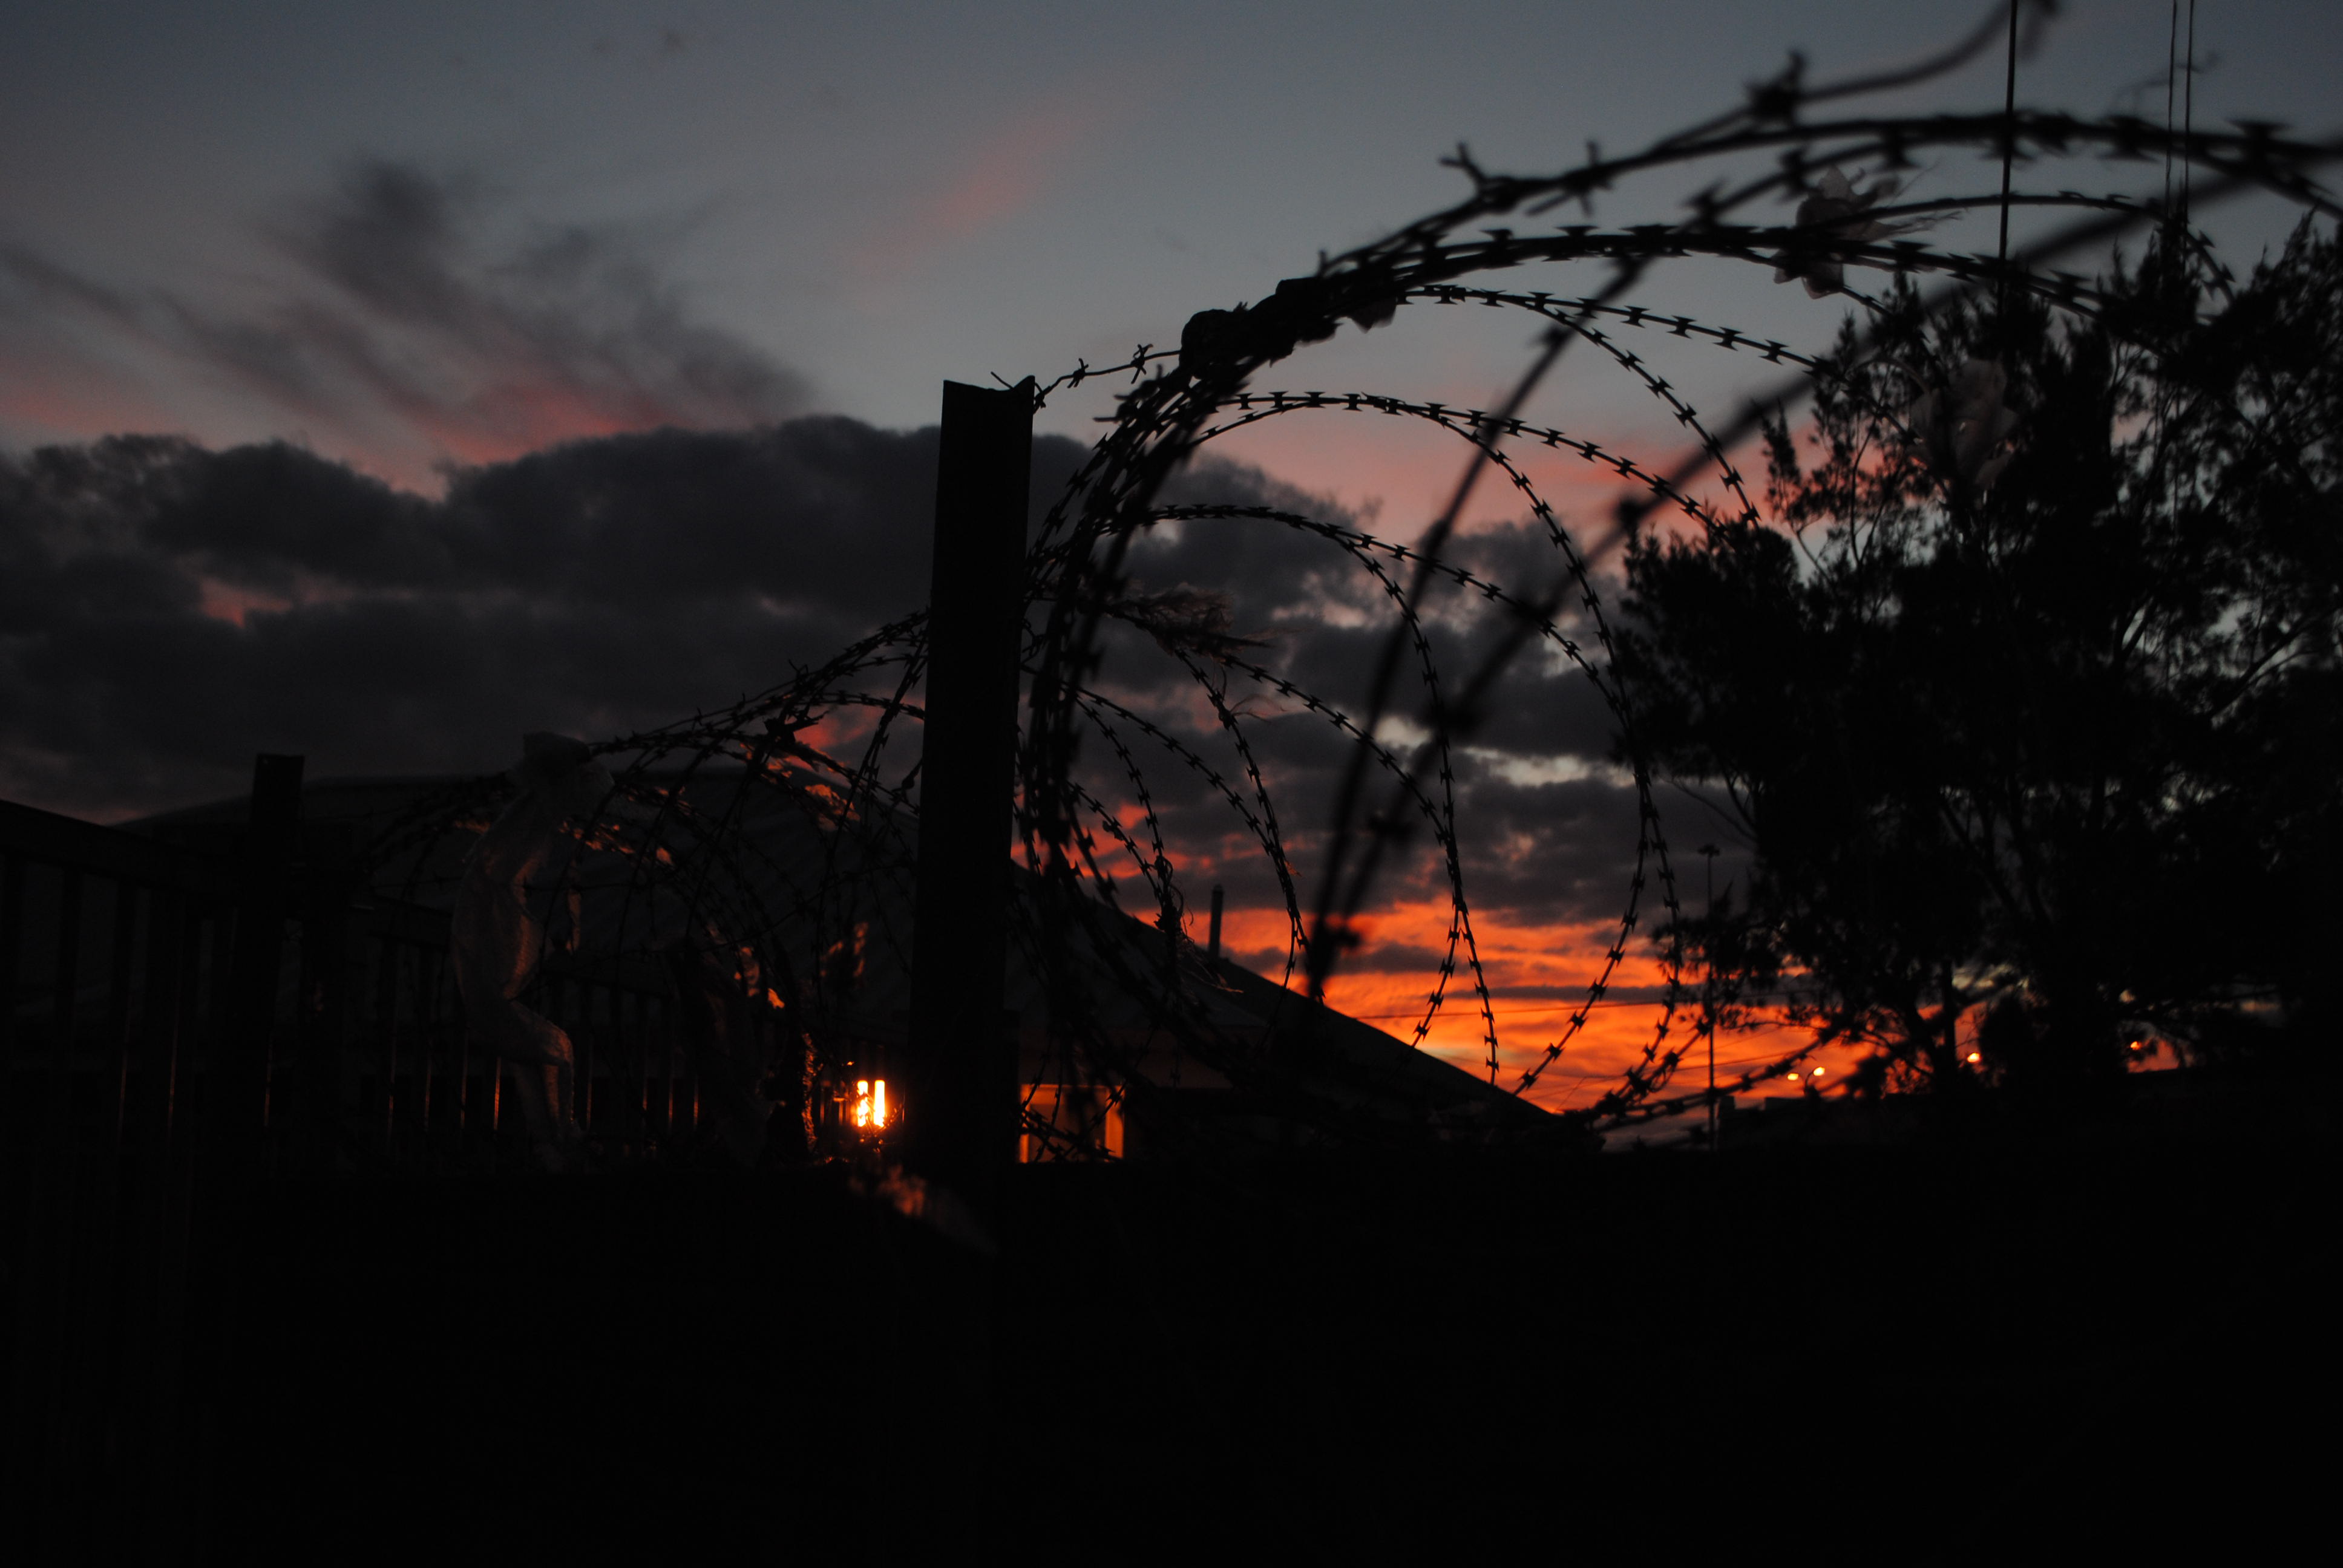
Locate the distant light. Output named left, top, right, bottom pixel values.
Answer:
left=2129, top=1039, right=2145, bottom=1051
left=853, top=1079, right=872, bottom=1128
left=1967, top=1051, right=1982, bottom=1064
left=873, top=1079, right=888, bottom=1128
left=766, top=987, right=785, bottom=1011
left=1812, top=1068, right=1825, bottom=1077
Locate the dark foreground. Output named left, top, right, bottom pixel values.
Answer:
left=172, top=1116, right=2329, bottom=1564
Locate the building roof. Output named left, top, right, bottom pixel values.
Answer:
left=131, top=771, right=1548, bottom=1147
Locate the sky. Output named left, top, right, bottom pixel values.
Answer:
left=4, top=1, right=2337, bottom=1106
left=8, top=2, right=2340, bottom=475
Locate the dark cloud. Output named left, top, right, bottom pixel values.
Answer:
left=1088, top=460, right=1645, bottom=923
left=3, top=160, right=808, bottom=472
left=1116, top=483, right=1622, bottom=766
left=0, top=421, right=1081, bottom=817
left=0, top=425, right=1653, bottom=931
left=1452, top=773, right=1649, bottom=923
left=0, top=243, right=142, bottom=325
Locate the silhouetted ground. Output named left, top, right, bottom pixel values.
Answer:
left=210, top=1102, right=2330, bottom=1563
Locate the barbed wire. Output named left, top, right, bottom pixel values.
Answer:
left=1014, top=8, right=2336, bottom=1139
left=360, top=8, right=2338, bottom=1156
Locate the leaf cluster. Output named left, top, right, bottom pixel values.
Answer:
left=1620, top=222, right=2343, bottom=1102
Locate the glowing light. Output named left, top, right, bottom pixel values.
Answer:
left=848, top=1078, right=891, bottom=1134
left=766, top=987, right=785, bottom=1010
left=1812, top=1068, right=1826, bottom=1077
left=1967, top=1051, right=1982, bottom=1064
left=2129, top=1039, right=2145, bottom=1051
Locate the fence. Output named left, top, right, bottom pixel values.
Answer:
left=0, top=779, right=698, bottom=1561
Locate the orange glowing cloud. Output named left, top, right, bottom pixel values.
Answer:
left=1296, top=910, right=1846, bottom=1113
left=1182, top=871, right=1847, bottom=1118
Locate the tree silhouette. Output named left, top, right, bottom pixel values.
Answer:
left=1620, top=221, right=2343, bottom=1105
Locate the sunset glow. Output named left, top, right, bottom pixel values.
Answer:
left=2, top=10, right=2328, bottom=1557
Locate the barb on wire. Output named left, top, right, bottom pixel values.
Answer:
left=366, top=10, right=2338, bottom=1154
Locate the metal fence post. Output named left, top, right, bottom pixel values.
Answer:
left=903, top=379, right=1033, bottom=1216
left=217, top=754, right=303, bottom=1168
left=293, top=820, right=355, bottom=1173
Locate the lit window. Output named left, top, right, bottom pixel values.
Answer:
left=851, top=1079, right=892, bottom=1132
left=1019, top=1086, right=1126, bottom=1162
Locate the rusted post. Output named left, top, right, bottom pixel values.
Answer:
left=902, top=380, right=1032, bottom=1215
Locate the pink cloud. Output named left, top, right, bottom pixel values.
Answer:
left=2, top=163, right=808, bottom=489
left=856, top=102, right=1103, bottom=272
left=0, top=367, right=177, bottom=446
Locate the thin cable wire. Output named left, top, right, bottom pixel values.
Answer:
left=1998, top=0, right=2019, bottom=267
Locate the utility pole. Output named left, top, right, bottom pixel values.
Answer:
left=903, top=379, right=1033, bottom=1218
left=1996, top=0, right=2019, bottom=272
left=1700, top=843, right=1720, bottom=1154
